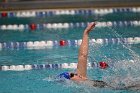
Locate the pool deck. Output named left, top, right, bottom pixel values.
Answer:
left=0, top=0, right=140, bottom=11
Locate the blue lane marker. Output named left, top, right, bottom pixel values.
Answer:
left=6, top=42, right=12, bottom=49
left=13, top=42, right=18, bottom=49
left=52, top=64, right=59, bottom=68
left=40, top=64, right=45, bottom=69
left=53, top=41, right=58, bottom=47
left=45, top=64, right=50, bottom=68
left=69, top=40, right=76, bottom=46
left=32, top=64, right=40, bottom=69
left=127, top=21, right=132, bottom=26
left=19, top=42, right=26, bottom=49
left=69, top=23, right=74, bottom=28
left=108, top=38, right=113, bottom=44
left=8, top=12, right=15, bottom=17
left=36, top=12, right=41, bottom=17
left=47, top=11, right=53, bottom=16
left=37, top=24, right=44, bottom=30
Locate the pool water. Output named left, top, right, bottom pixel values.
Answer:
left=0, top=9, right=140, bottom=93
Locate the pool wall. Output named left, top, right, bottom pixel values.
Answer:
left=0, top=0, right=140, bottom=11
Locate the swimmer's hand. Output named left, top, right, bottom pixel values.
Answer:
left=85, top=22, right=96, bottom=34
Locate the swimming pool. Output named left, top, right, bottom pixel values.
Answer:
left=0, top=8, right=140, bottom=93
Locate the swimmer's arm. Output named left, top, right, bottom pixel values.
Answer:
left=77, top=22, right=96, bottom=77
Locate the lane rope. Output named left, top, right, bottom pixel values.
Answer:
left=0, top=21, right=140, bottom=31
left=0, top=37, right=140, bottom=50
left=0, top=60, right=135, bottom=71
left=0, top=62, right=101, bottom=71
left=0, top=7, right=140, bottom=18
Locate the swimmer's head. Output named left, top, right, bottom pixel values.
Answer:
left=58, top=72, right=78, bottom=80
left=58, top=72, right=70, bottom=79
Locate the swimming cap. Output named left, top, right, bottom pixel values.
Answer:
left=58, top=72, right=70, bottom=79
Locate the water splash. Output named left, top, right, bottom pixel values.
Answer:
left=107, top=26, right=140, bottom=62
left=89, top=23, right=140, bottom=91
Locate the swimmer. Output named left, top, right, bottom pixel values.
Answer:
left=58, top=22, right=108, bottom=88
left=58, top=22, right=140, bottom=90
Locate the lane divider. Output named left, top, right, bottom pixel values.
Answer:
left=0, top=7, right=140, bottom=18
left=0, top=37, right=140, bottom=50
left=0, top=62, right=103, bottom=71
left=0, top=21, right=140, bottom=31
left=0, top=60, right=136, bottom=71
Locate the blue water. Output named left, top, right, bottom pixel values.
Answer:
left=0, top=11, right=140, bottom=93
